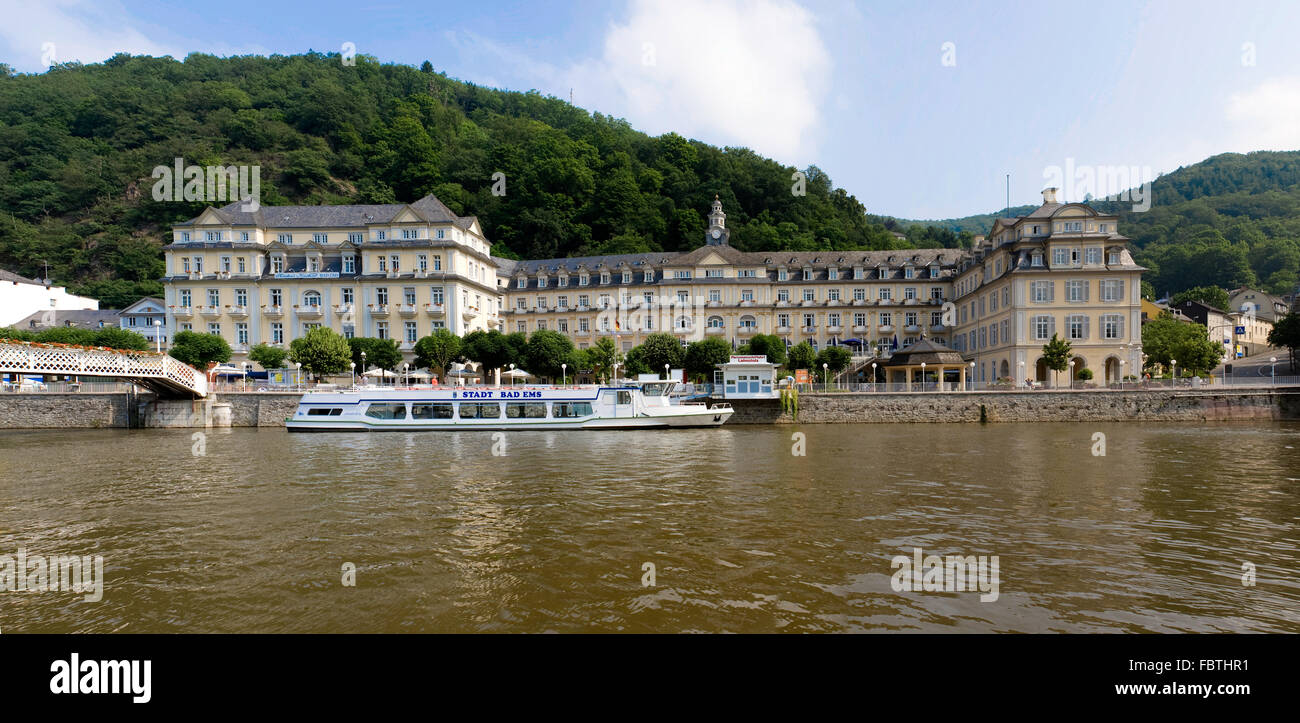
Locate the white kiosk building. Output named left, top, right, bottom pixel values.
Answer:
left=715, top=355, right=779, bottom=399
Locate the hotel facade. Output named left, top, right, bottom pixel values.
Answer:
left=162, top=188, right=1145, bottom=385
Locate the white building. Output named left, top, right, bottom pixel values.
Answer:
left=715, top=355, right=778, bottom=398
left=0, top=269, right=100, bottom=328
left=119, top=297, right=168, bottom=349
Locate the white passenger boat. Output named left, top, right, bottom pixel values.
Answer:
left=285, top=381, right=733, bottom=431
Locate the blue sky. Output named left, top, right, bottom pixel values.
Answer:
left=3, top=0, right=1299, bottom=219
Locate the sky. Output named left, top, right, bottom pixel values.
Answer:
left=2, top=0, right=1299, bottom=220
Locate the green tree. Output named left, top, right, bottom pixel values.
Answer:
left=742, top=333, right=787, bottom=366
left=524, top=329, right=577, bottom=380
left=815, top=345, right=853, bottom=376
left=169, top=331, right=232, bottom=369
left=289, top=327, right=352, bottom=377
left=249, top=343, right=289, bottom=370
left=622, top=345, right=651, bottom=376
left=90, top=327, right=149, bottom=351
left=787, top=341, right=816, bottom=371
left=461, top=329, right=517, bottom=377
left=637, top=332, right=685, bottom=373
left=1141, top=315, right=1223, bottom=374
left=1172, top=285, right=1231, bottom=312
left=1041, top=333, right=1072, bottom=387
left=684, top=337, right=732, bottom=380
left=413, top=328, right=462, bottom=377
left=1266, top=312, right=1300, bottom=371
left=585, top=337, right=622, bottom=382
left=348, top=337, right=402, bottom=371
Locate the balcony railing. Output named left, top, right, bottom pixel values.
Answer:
left=737, top=325, right=758, bottom=336
left=226, top=305, right=248, bottom=318
left=171, top=306, right=193, bottom=318
left=424, top=303, right=445, bottom=315
left=397, top=304, right=418, bottom=317
left=333, top=303, right=354, bottom=315
left=705, top=326, right=726, bottom=335
left=294, top=304, right=324, bottom=318
left=367, top=304, right=389, bottom=316
left=262, top=305, right=284, bottom=318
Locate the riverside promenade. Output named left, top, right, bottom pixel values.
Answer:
left=0, top=386, right=1298, bottom=428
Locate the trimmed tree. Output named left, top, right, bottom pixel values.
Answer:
left=684, top=337, right=732, bottom=381
left=169, top=331, right=231, bottom=369
left=1041, top=333, right=1072, bottom=387
left=248, top=343, right=288, bottom=370
left=348, top=336, right=402, bottom=372
left=414, top=328, right=462, bottom=378
left=289, top=327, right=352, bottom=377
left=743, top=333, right=787, bottom=366
left=815, top=345, right=853, bottom=377
left=524, top=329, right=577, bottom=380
left=90, top=327, right=150, bottom=351
left=462, top=329, right=516, bottom=378
left=787, top=341, right=816, bottom=372
left=637, top=332, right=685, bottom=373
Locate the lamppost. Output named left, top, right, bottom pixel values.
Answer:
left=613, top=362, right=620, bottom=384
left=1119, top=359, right=1126, bottom=390
left=1067, top=360, right=1075, bottom=390
left=871, top=362, right=877, bottom=391
left=403, top=362, right=409, bottom=387
left=969, top=360, right=975, bottom=391
left=360, top=351, right=367, bottom=377
left=664, top=363, right=670, bottom=381
left=1018, top=360, right=1025, bottom=389
left=1170, top=359, right=1177, bottom=386
left=823, top=362, right=829, bottom=389
left=350, top=361, right=356, bottom=387
left=153, top=319, right=162, bottom=354
left=295, top=361, right=302, bottom=390
left=920, top=362, right=926, bottom=392
left=1271, top=356, right=1278, bottom=386
left=561, top=363, right=567, bottom=386
left=241, top=361, right=248, bottom=392
left=509, top=363, right=516, bottom=386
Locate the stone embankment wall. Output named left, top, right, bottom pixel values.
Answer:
left=726, top=388, right=1300, bottom=424
left=1, top=389, right=1297, bottom=428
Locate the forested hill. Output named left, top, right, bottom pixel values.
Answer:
left=897, top=151, right=1300, bottom=297
left=0, top=52, right=944, bottom=308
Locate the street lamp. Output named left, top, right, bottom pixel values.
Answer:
left=295, top=361, right=302, bottom=389
left=1018, top=360, right=1026, bottom=389
left=1170, top=359, right=1176, bottom=386
left=241, top=361, right=248, bottom=392
left=969, top=360, right=975, bottom=391
left=1067, top=360, right=1075, bottom=390
left=509, top=363, right=516, bottom=386
left=350, top=361, right=356, bottom=387
left=153, top=319, right=162, bottom=354
left=1119, top=359, right=1126, bottom=390
left=664, top=363, right=670, bottom=381
left=561, top=363, right=567, bottom=386
left=613, top=362, right=620, bottom=384
left=920, top=362, right=926, bottom=392
left=360, top=351, right=367, bottom=374
left=1271, top=356, right=1278, bottom=386
left=403, top=362, right=409, bottom=387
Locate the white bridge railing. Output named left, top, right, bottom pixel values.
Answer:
left=0, top=341, right=207, bottom=397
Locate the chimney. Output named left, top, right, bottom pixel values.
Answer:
left=1042, top=187, right=1058, bottom=204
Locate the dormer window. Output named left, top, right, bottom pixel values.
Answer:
left=538, top=276, right=548, bottom=288
left=828, top=268, right=838, bottom=280
left=601, top=272, right=611, bottom=284
left=181, top=231, right=191, bottom=243
left=622, top=272, right=632, bottom=283
left=929, top=264, right=939, bottom=277
left=516, top=277, right=527, bottom=289
left=580, top=274, right=589, bottom=286
left=1031, top=252, right=1044, bottom=267
left=904, top=267, right=914, bottom=279
left=558, top=275, right=569, bottom=287
left=644, top=271, right=654, bottom=282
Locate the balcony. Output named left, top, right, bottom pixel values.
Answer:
left=903, top=298, right=919, bottom=306
left=397, top=304, right=418, bottom=317
left=904, top=324, right=920, bottom=333
left=556, top=306, right=571, bottom=314
left=424, top=303, right=445, bottom=315
left=215, top=271, right=231, bottom=280
left=462, top=307, right=478, bottom=320
left=226, top=305, right=249, bottom=319
left=171, top=306, right=193, bottom=318
left=878, top=324, right=894, bottom=333
left=851, top=298, right=868, bottom=306
left=827, top=325, right=843, bottom=334
left=739, top=300, right=755, bottom=307
left=367, top=304, right=389, bottom=316
left=800, top=300, right=818, bottom=307
left=737, top=325, right=758, bottom=336
left=198, top=305, right=222, bottom=318
left=853, top=325, right=869, bottom=333
left=574, top=328, right=590, bottom=336
left=705, top=326, right=726, bottom=335
left=576, top=304, right=591, bottom=312
left=295, top=304, right=324, bottom=319
left=333, top=303, right=354, bottom=315
left=826, top=299, right=842, bottom=307
left=801, top=326, right=817, bottom=335
left=262, top=305, right=284, bottom=318
left=414, top=269, right=429, bottom=278
left=775, top=300, right=791, bottom=308
left=705, top=300, right=723, bottom=308
left=931, top=323, right=947, bottom=332
left=774, top=326, right=792, bottom=334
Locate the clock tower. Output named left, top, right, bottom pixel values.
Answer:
left=705, top=194, right=730, bottom=246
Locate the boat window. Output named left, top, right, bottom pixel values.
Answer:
left=505, top=402, right=547, bottom=418
left=306, top=408, right=343, bottom=416
left=458, top=402, right=500, bottom=419
left=411, top=403, right=454, bottom=419
left=617, top=391, right=632, bottom=405
left=364, top=403, right=408, bottom=420
left=552, top=402, right=593, bottom=418
left=640, top=382, right=669, bottom=397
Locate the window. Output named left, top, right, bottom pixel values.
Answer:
left=904, top=287, right=917, bottom=300
left=931, top=311, right=943, bottom=327
left=802, top=289, right=815, bottom=302
left=307, top=257, right=320, bottom=273
left=1031, top=281, right=1053, bottom=303
left=905, top=312, right=917, bottom=327
left=707, top=316, right=724, bottom=329
left=828, top=313, right=841, bottom=328
left=378, top=257, right=388, bottom=272
left=343, top=256, right=355, bottom=274
left=778, top=289, right=790, bottom=302
left=803, top=313, right=815, bottom=329
left=803, top=269, right=813, bottom=281
left=538, top=276, right=548, bottom=288
left=579, top=275, right=589, bottom=286
left=389, top=255, right=399, bottom=273
left=270, top=289, right=282, bottom=307
left=644, top=271, right=655, bottom=282
left=854, top=312, right=866, bottom=327
left=778, top=270, right=788, bottom=281
left=271, top=256, right=283, bottom=274
left=672, top=270, right=691, bottom=280
left=777, top=314, right=790, bottom=328
left=431, top=287, right=444, bottom=305
left=207, top=289, right=220, bottom=306
left=1033, top=315, right=1055, bottom=340
left=313, top=233, right=328, bottom=244
left=377, top=322, right=388, bottom=339
left=709, top=290, right=721, bottom=303
left=741, top=290, right=754, bottom=302
left=1066, top=280, right=1087, bottom=302
left=182, top=257, right=192, bottom=273
left=552, top=402, right=593, bottom=418
left=1067, top=314, right=1088, bottom=340
left=432, top=255, right=442, bottom=271
left=931, top=287, right=943, bottom=301
left=181, top=232, right=191, bottom=243
left=1085, top=247, right=1102, bottom=265
left=180, top=290, right=192, bottom=307
left=306, top=408, right=343, bottom=417
left=405, top=322, right=418, bottom=343
left=879, top=312, right=892, bottom=326
left=365, top=403, right=408, bottom=420
left=1108, top=250, right=1122, bottom=265
left=828, top=269, right=839, bottom=281
left=220, top=256, right=231, bottom=272
left=348, top=232, right=363, bottom=244
left=303, top=291, right=322, bottom=308
left=436, top=229, right=445, bottom=239
left=412, top=403, right=454, bottom=420
left=516, top=278, right=527, bottom=289
left=505, top=402, right=548, bottom=419
left=904, top=267, right=914, bottom=279
left=457, top=402, right=500, bottom=419
left=879, top=288, right=892, bottom=301
left=537, top=297, right=548, bottom=310
left=1031, top=253, right=1044, bottom=267
left=1101, top=279, right=1124, bottom=301
left=193, top=257, right=203, bottom=273
left=738, top=269, right=756, bottom=278
left=1102, top=314, right=1125, bottom=340
left=558, top=275, right=569, bottom=287
left=278, top=233, right=292, bottom=244
left=208, top=322, right=221, bottom=335
left=235, top=289, right=248, bottom=307
left=829, top=289, right=841, bottom=302
left=601, top=272, right=611, bottom=284
left=1052, top=247, right=1069, bottom=266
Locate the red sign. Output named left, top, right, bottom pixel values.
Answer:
left=794, top=369, right=810, bottom=384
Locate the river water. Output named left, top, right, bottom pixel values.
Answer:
left=1, top=422, right=1297, bottom=633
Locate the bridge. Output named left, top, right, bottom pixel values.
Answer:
left=0, top=340, right=207, bottom=398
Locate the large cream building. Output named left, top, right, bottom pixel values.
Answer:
left=163, top=189, right=1145, bottom=385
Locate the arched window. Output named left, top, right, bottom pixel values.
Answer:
left=303, top=290, right=322, bottom=308
left=675, top=316, right=692, bottom=331
left=739, top=315, right=756, bottom=330
left=707, top=316, right=724, bottom=328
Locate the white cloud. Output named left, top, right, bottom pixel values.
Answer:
left=1224, top=76, right=1300, bottom=153
left=562, top=0, right=831, bottom=163
left=0, top=0, right=185, bottom=71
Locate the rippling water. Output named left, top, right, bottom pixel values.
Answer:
left=1, top=422, right=1298, bottom=633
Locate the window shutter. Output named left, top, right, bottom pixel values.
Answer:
left=1083, top=281, right=1090, bottom=302
left=1116, top=316, right=1125, bottom=339
left=1083, top=316, right=1090, bottom=339
left=1048, top=281, right=1055, bottom=302
left=1117, top=280, right=1125, bottom=301
left=1048, top=315, right=1057, bottom=338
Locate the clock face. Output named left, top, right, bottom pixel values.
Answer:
left=711, top=229, right=721, bottom=239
